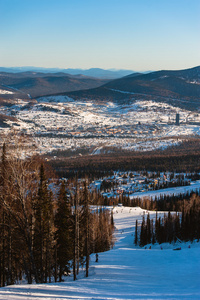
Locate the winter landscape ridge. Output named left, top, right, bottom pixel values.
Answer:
left=0, top=206, right=199, bottom=300
left=0, top=66, right=200, bottom=157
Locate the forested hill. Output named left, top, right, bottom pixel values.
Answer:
left=64, top=66, right=200, bottom=110
left=0, top=72, right=110, bottom=98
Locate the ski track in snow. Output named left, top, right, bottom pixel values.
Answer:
left=0, top=206, right=199, bottom=299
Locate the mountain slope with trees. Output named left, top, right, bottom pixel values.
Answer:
left=65, top=66, right=200, bottom=110
left=0, top=72, right=110, bottom=98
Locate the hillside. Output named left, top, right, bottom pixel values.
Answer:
left=2, top=66, right=199, bottom=110
left=66, top=66, right=200, bottom=110
left=0, top=206, right=199, bottom=299
left=0, top=72, right=110, bottom=98
left=104, top=65, right=200, bottom=98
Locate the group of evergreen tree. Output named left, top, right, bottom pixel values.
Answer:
left=135, top=195, right=200, bottom=246
left=0, top=144, right=114, bottom=287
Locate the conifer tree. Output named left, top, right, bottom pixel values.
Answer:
left=33, top=164, right=53, bottom=283
left=174, top=213, right=181, bottom=242
left=55, top=181, right=72, bottom=281
left=140, top=214, right=145, bottom=246
left=0, top=143, right=7, bottom=286
left=165, top=211, right=173, bottom=243
left=111, top=209, right=114, bottom=227
left=72, top=180, right=79, bottom=281
left=134, top=219, right=138, bottom=245
left=151, top=227, right=156, bottom=245
left=146, top=213, right=151, bottom=244
left=82, top=181, right=90, bottom=277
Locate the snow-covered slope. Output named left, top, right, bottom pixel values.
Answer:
left=0, top=206, right=199, bottom=299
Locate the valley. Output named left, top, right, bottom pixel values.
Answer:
left=1, top=93, right=200, bottom=157
left=0, top=66, right=200, bottom=159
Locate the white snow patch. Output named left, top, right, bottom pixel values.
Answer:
left=0, top=89, right=13, bottom=94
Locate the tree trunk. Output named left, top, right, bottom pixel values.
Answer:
left=73, top=190, right=78, bottom=281
left=54, top=244, right=57, bottom=282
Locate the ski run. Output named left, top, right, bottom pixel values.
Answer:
left=0, top=206, right=199, bottom=299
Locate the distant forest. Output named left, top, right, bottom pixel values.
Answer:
left=49, top=139, right=200, bottom=179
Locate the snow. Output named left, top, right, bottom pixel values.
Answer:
left=0, top=89, right=13, bottom=94
left=108, top=88, right=136, bottom=95
left=0, top=206, right=199, bottom=299
left=151, top=75, right=169, bottom=81
left=1, top=96, right=200, bottom=155
left=129, top=180, right=200, bottom=200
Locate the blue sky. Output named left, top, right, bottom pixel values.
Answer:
left=0, top=0, right=200, bottom=71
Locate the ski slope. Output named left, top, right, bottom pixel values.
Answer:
left=0, top=207, right=199, bottom=299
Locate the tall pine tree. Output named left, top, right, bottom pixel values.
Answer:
left=55, top=181, right=72, bottom=281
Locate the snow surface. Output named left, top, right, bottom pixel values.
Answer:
left=1, top=97, right=200, bottom=155
left=129, top=180, right=200, bottom=200
left=0, top=206, right=199, bottom=299
left=0, top=89, right=13, bottom=94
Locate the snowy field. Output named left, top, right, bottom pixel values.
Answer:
left=0, top=206, right=199, bottom=300
left=129, top=180, right=200, bottom=200
left=1, top=96, right=200, bottom=155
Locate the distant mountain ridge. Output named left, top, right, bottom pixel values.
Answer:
left=0, top=72, right=111, bottom=98
left=1, top=66, right=200, bottom=111
left=64, top=66, right=200, bottom=110
left=0, top=67, right=135, bottom=79
left=104, top=65, right=200, bottom=96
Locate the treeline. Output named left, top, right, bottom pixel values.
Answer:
left=0, top=144, right=114, bottom=287
left=100, top=188, right=200, bottom=213
left=135, top=194, right=200, bottom=246
left=100, top=173, right=191, bottom=194
left=49, top=142, right=200, bottom=179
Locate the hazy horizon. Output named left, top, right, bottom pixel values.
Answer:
left=1, top=65, right=199, bottom=73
